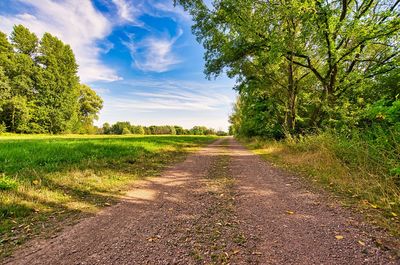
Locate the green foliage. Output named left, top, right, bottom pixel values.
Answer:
left=110, top=121, right=132, bottom=135
left=101, top=122, right=223, bottom=136
left=174, top=126, right=185, bottom=135
left=0, top=25, right=102, bottom=134
left=0, top=67, right=11, bottom=112
left=0, top=175, right=17, bottom=191
left=0, top=95, right=30, bottom=132
left=216, top=131, right=228, bottom=136
left=190, top=126, right=215, bottom=135
left=131, top=125, right=145, bottom=135
left=0, top=32, right=13, bottom=53
left=148, top=125, right=177, bottom=135
left=361, top=100, right=400, bottom=127
left=178, top=0, right=399, bottom=137
left=10, top=25, right=38, bottom=55
left=78, top=84, right=103, bottom=120
left=0, top=122, right=6, bottom=133
left=122, top=127, right=131, bottom=135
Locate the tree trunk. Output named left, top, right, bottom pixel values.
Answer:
left=286, top=59, right=296, bottom=133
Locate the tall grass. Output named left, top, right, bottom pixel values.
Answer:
left=244, top=128, right=400, bottom=236
left=0, top=135, right=216, bottom=258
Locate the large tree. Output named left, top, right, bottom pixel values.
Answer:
left=178, top=0, right=400, bottom=135
left=0, top=25, right=103, bottom=134
left=35, top=33, right=80, bottom=133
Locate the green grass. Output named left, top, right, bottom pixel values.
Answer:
left=0, top=134, right=217, bottom=258
left=242, top=131, right=400, bottom=237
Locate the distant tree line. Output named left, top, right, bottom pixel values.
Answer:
left=100, top=122, right=228, bottom=136
left=0, top=25, right=102, bottom=134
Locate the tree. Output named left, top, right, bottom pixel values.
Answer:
left=78, top=84, right=103, bottom=120
left=131, top=125, right=145, bottom=135
left=0, top=95, right=30, bottom=132
left=0, top=66, right=11, bottom=112
left=122, top=127, right=131, bottom=135
left=110, top=121, right=132, bottom=134
left=178, top=0, right=400, bottom=136
left=10, top=25, right=38, bottom=56
left=74, top=84, right=103, bottom=133
left=174, top=125, right=185, bottom=135
left=102, top=123, right=111, bottom=134
left=0, top=32, right=13, bottom=53
left=0, top=26, right=103, bottom=134
left=0, top=27, right=37, bottom=132
left=35, top=33, right=80, bottom=133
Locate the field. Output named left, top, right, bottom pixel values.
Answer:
left=0, top=135, right=217, bottom=258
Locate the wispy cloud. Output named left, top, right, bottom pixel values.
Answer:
left=147, top=0, right=192, bottom=21
left=111, top=0, right=143, bottom=25
left=96, top=77, right=237, bottom=130
left=0, top=0, right=121, bottom=82
left=100, top=77, right=235, bottom=112
left=123, top=29, right=183, bottom=72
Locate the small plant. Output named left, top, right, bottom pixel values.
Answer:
left=0, top=122, right=6, bottom=134
left=0, top=175, right=18, bottom=191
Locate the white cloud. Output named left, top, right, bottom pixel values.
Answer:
left=0, top=0, right=196, bottom=80
left=0, top=0, right=121, bottom=82
left=112, top=0, right=143, bottom=25
left=123, top=29, right=183, bottom=72
left=148, top=0, right=192, bottom=21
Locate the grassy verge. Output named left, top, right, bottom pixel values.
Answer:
left=0, top=135, right=217, bottom=258
left=241, top=132, right=400, bottom=238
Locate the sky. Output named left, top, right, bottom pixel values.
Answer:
left=0, top=0, right=237, bottom=131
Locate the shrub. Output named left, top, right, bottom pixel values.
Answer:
left=0, top=122, right=6, bottom=134
left=122, top=127, right=131, bottom=135
left=0, top=175, right=18, bottom=191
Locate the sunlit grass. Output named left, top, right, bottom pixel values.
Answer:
left=0, top=134, right=217, bottom=258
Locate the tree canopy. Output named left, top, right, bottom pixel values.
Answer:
left=177, top=0, right=400, bottom=137
left=0, top=25, right=102, bottom=134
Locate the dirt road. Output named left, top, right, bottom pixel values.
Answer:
left=4, top=138, right=398, bottom=264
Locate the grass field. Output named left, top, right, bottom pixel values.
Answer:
left=0, top=134, right=217, bottom=258
left=242, top=133, right=400, bottom=237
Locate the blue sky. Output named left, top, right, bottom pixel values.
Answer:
left=0, top=0, right=236, bottom=130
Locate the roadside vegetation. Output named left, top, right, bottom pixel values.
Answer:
left=242, top=129, right=400, bottom=236
left=178, top=0, right=399, bottom=236
left=0, top=135, right=216, bottom=258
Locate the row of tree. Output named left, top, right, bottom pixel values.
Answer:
left=0, top=25, right=103, bottom=134
left=178, top=0, right=399, bottom=138
left=101, top=122, right=228, bottom=136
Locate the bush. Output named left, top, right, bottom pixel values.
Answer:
left=122, top=127, right=131, bottom=135
left=216, top=131, right=228, bottom=136
left=0, top=175, right=18, bottom=191
left=0, top=122, right=6, bottom=134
